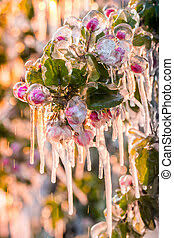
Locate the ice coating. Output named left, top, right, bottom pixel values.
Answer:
left=65, top=96, right=87, bottom=125
left=74, top=129, right=94, bottom=146
left=13, top=82, right=28, bottom=102
left=26, top=84, right=51, bottom=106
left=82, top=10, right=107, bottom=35
left=52, top=26, right=72, bottom=43
left=86, top=18, right=99, bottom=32
left=114, top=23, right=133, bottom=41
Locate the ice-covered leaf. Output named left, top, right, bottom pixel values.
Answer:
left=135, top=147, right=159, bottom=186
left=25, top=69, right=44, bottom=85
left=86, top=84, right=123, bottom=110
left=42, top=58, right=69, bottom=87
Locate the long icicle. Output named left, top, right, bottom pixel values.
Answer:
left=59, top=144, right=73, bottom=215
left=116, top=112, right=124, bottom=167
left=137, top=75, right=150, bottom=136
left=98, top=146, right=112, bottom=238
left=30, top=107, right=36, bottom=164
left=65, top=149, right=73, bottom=215
left=86, top=145, right=91, bottom=171
left=37, top=107, right=45, bottom=174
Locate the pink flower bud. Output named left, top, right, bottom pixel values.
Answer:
left=119, top=175, right=133, bottom=187
left=105, top=8, right=115, bottom=18
left=116, top=31, right=126, bottom=40
left=13, top=82, right=28, bottom=102
left=119, top=175, right=133, bottom=194
left=46, top=125, right=63, bottom=143
left=61, top=125, right=72, bottom=140
left=89, top=111, right=100, bottom=122
left=28, top=88, right=46, bottom=105
left=86, top=18, right=99, bottom=32
left=74, top=129, right=94, bottom=146
left=131, top=63, right=143, bottom=74
left=57, top=36, right=66, bottom=41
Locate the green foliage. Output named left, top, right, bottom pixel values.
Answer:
left=136, top=0, right=159, bottom=40
left=138, top=195, right=158, bottom=230
left=112, top=222, right=142, bottom=238
left=46, top=200, right=64, bottom=229
left=26, top=69, right=44, bottom=85
left=135, top=147, right=158, bottom=186
left=133, top=33, right=152, bottom=50
left=42, top=58, right=69, bottom=87
left=70, top=66, right=87, bottom=88
left=86, top=84, right=123, bottom=110
left=87, top=54, right=109, bottom=82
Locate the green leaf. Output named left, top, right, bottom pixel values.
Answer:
left=70, top=66, right=87, bottom=88
left=138, top=196, right=158, bottom=230
left=86, top=84, right=123, bottom=110
left=25, top=69, right=44, bottom=85
left=87, top=54, right=109, bottom=82
left=81, top=26, right=86, bottom=39
left=95, top=31, right=105, bottom=43
left=116, top=190, right=135, bottom=212
left=129, top=80, right=141, bottom=112
left=42, top=58, right=69, bottom=87
left=46, top=200, right=64, bottom=228
left=43, top=40, right=52, bottom=57
left=133, top=33, right=152, bottom=50
left=135, top=148, right=159, bottom=186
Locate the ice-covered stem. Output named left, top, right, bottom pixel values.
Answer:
left=86, top=30, right=92, bottom=52
left=137, top=75, right=151, bottom=136
left=37, top=107, right=45, bottom=174
left=98, top=146, right=112, bottom=238
left=30, top=107, right=36, bottom=164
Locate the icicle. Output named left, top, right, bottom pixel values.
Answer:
left=126, top=70, right=135, bottom=94
left=86, top=146, right=91, bottom=171
left=37, top=107, right=45, bottom=174
left=98, top=146, right=112, bottom=238
left=110, top=66, right=114, bottom=84
left=51, top=145, right=57, bottom=184
left=30, top=107, right=36, bottom=164
left=137, top=75, right=150, bottom=136
left=98, top=155, right=103, bottom=179
left=112, top=118, right=117, bottom=141
left=52, top=142, right=59, bottom=168
left=116, top=113, right=124, bottom=167
left=68, top=140, right=75, bottom=168
left=65, top=150, right=73, bottom=215
left=122, top=71, right=127, bottom=89
left=77, top=144, right=84, bottom=163
left=59, top=146, right=73, bottom=215
left=130, top=155, right=140, bottom=198
left=96, top=128, right=100, bottom=147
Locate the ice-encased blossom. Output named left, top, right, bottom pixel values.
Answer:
left=46, top=123, right=63, bottom=143
left=26, top=84, right=51, bottom=106
left=103, top=3, right=118, bottom=18
left=64, top=16, right=82, bottom=44
left=74, top=129, right=94, bottom=146
left=96, top=36, right=126, bottom=66
left=13, top=82, right=28, bottom=102
left=130, top=55, right=148, bottom=74
left=65, top=96, right=87, bottom=125
left=82, top=10, right=107, bottom=35
left=114, top=23, right=133, bottom=41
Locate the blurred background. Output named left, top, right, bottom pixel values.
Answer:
left=0, top=0, right=158, bottom=238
